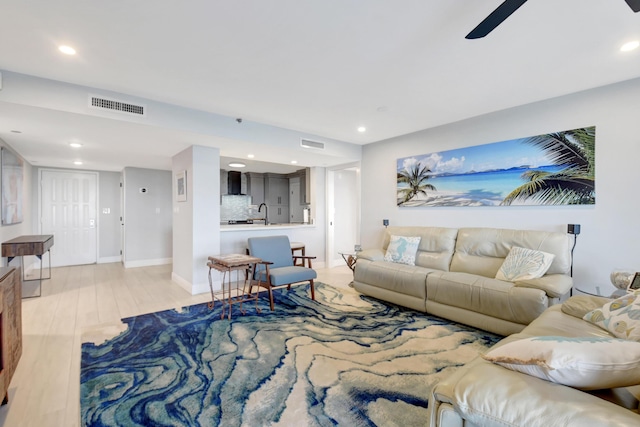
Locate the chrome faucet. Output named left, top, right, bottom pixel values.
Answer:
left=258, top=203, right=268, bottom=225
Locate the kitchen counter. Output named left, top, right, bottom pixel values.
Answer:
left=220, top=223, right=315, bottom=232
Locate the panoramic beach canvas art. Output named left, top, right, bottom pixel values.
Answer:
left=397, top=126, right=596, bottom=207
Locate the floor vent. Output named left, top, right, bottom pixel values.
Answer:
left=89, top=96, right=146, bottom=116
left=300, top=139, right=325, bottom=150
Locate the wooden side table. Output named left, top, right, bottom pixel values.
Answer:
left=207, top=254, right=262, bottom=319
left=2, top=235, right=53, bottom=298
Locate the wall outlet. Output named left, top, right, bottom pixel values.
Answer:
left=567, top=224, right=581, bottom=235
left=383, top=219, right=389, bottom=227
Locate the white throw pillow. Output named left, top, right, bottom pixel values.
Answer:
left=495, top=246, right=555, bottom=282
left=583, top=290, right=640, bottom=341
left=482, top=336, right=640, bottom=390
left=384, top=235, right=421, bottom=266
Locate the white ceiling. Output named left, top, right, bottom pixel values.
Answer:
left=0, top=0, right=639, bottom=172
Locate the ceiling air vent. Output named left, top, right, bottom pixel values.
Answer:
left=89, top=95, right=146, bottom=116
left=300, top=139, right=325, bottom=150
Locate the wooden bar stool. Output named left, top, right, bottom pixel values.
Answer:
left=290, top=241, right=305, bottom=266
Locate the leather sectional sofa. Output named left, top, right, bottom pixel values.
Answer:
left=428, top=295, right=640, bottom=426
left=353, top=226, right=573, bottom=336
left=354, top=226, right=640, bottom=425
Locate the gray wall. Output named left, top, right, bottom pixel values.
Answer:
left=123, top=167, right=172, bottom=265
left=361, top=77, right=640, bottom=294
left=99, top=171, right=122, bottom=261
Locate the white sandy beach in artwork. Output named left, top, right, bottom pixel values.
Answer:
left=398, top=189, right=501, bottom=207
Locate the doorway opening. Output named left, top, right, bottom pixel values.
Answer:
left=326, top=162, right=360, bottom=268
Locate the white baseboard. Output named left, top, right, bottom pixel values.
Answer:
left=99, top=256, right=122, bottom=264
left=171, top=272, right=214, bottom=296
left=124, top=257, right=172, bottom=269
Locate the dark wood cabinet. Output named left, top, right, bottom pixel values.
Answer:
left=0, top=267, right=21, bottom=404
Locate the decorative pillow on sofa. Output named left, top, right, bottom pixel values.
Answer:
left=583, top=290, right=640, bottom=341
left=384, top=235, right=421, bottom=266
left=482, top=336, right=640, bottom=390
left=495, top=246, right=555, bottom=282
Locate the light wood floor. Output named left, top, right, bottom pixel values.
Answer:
left=0, top=262, right=354, bottom=427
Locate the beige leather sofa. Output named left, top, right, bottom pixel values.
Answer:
left=353, top=226, right=573, bottom=336
left=428, top=296, right=640, bottom=426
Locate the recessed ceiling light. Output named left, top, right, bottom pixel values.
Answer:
left=228, top=162, right=246, bottom=168
left=357, top=126, right=366, bottom=133
left=59, top=45, right=77, bottom=55
left=291, top=160, right=298, bottom=164
left=247, top=154, right=255, bottom=158
left=69, top=142, right=83, bottom=148
left=621, top=40, right=639, bottom=52
left=73, top=161, right=83, bottom=165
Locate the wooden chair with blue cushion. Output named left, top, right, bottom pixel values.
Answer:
left=247, top=235, right=317, bottom=310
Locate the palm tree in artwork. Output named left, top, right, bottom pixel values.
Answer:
left=502, top=127, right=595, bottom=205
left=397, top=163, right=437, bottom=205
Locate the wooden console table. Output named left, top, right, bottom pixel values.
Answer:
left=2, top=235, right=54, bottom=298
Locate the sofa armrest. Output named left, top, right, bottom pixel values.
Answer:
left=355, top=248, right=385, bottom=262
left=514, top=274, right=572, bottom=298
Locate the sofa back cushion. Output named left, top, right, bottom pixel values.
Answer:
left=450, top=227, right=571, bottom=278
left=383, top=226, right=458, bottom=271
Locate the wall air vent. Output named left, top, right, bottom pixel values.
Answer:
left=89, top=95, right=146, bottom=116
left=300, top=139, right=325, bottom=150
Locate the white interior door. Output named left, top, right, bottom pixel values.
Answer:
left=40, top=170, right=98, bottom=267
left=326, top=163, right=360, bottom=267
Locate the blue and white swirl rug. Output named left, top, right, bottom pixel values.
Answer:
left=80, top=283, right=500, bottom=426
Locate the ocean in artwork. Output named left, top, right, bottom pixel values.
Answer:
left=399, top=165, right=563, bottom=207
left=397, top=127, right=596, bottom=207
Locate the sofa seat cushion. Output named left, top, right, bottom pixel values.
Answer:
left=354, top=259, right=434, bottom=299
left=426, top=271, right=548, bottom=325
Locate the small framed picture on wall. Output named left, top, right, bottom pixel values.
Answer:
left=176, top=170, right=187, bottom=202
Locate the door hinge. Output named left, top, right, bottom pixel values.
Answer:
left=120, top=250, right=122, bottom=255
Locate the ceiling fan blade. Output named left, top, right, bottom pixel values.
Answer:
left=466, top=0, right=528, bottom=39
left=624, top=0, right=640, bottom=12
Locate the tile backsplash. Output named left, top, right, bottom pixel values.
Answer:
left=220, top=195, right=253, bottom=221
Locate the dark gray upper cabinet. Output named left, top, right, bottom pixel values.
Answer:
left=246, top=173, right=265, bottom=205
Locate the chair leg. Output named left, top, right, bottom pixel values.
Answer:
left=309, top=279, right=315, bottom=300
left=268, top=286, right=275, bottom=311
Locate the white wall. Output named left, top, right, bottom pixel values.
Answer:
left=123, top=167, right=172, bottom=266
left=361, top=77, right=640, bottom=294
left=172, top=145, right=220, bottom=294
